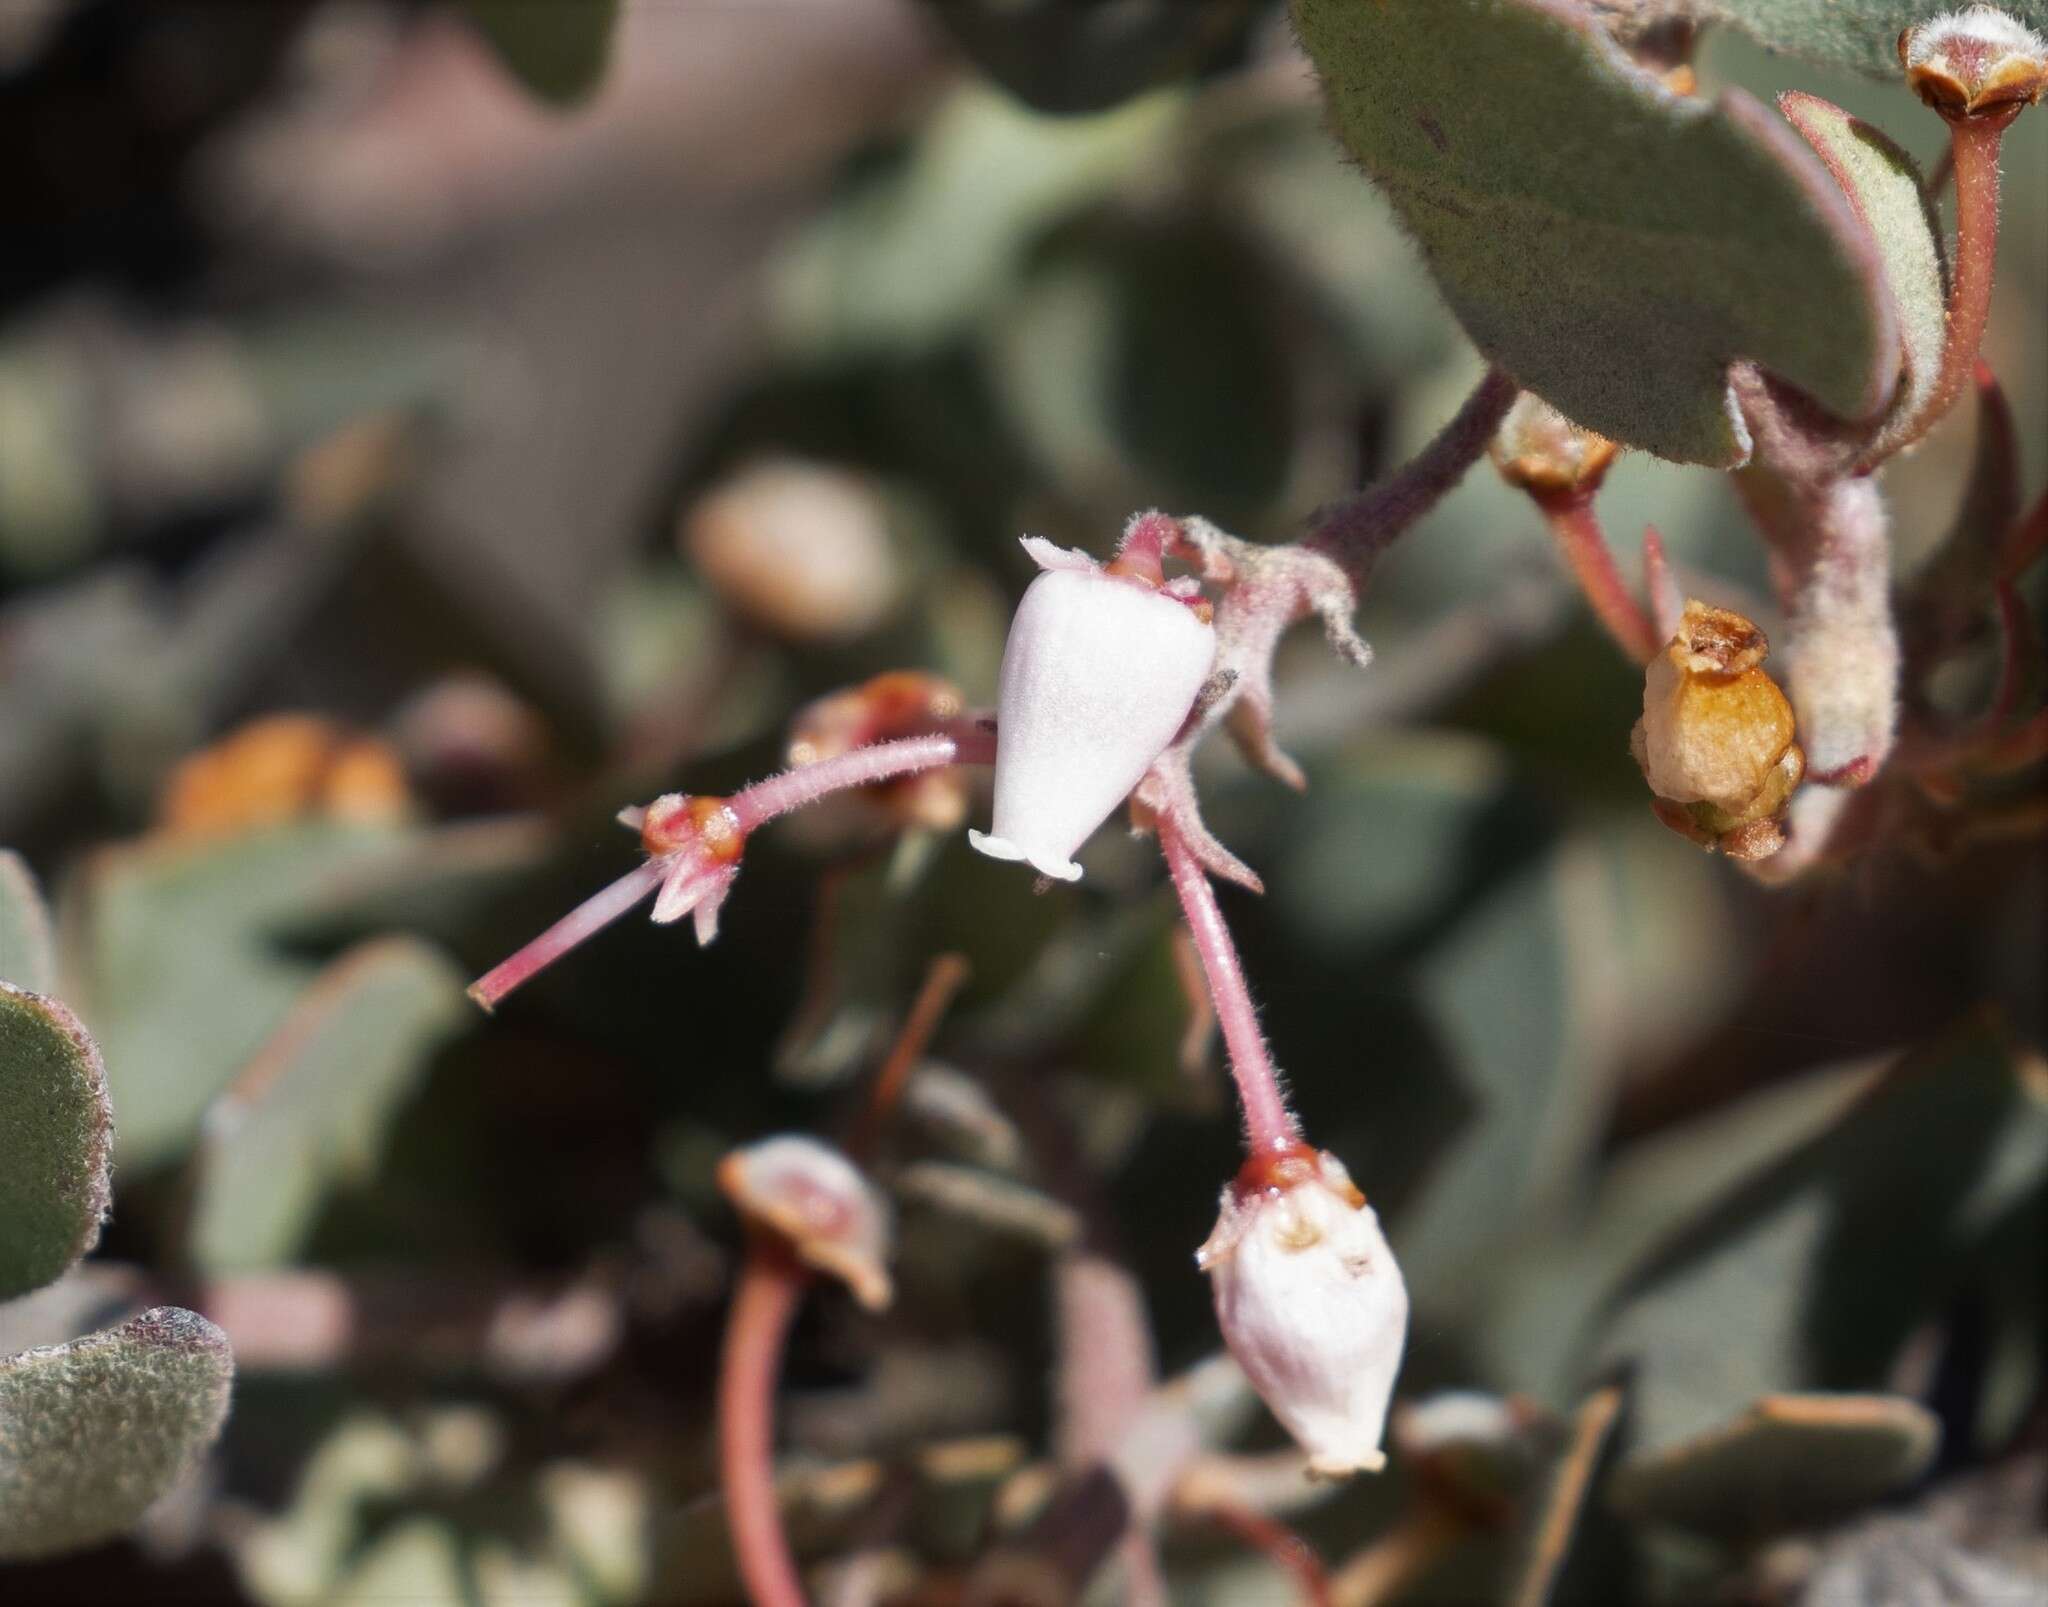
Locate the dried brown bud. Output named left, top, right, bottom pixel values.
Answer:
left=1632, top=600, right=1805, bottom=856
left=158, top=714, right=410, bottom=837
left=680, top=457, right=902, bottom=642
left=1900, top=6, right=2048, bottom=124
left=718, top=1135, right=893, bottom=1310
left=1488, top=394, right=1619, bottom=498
left=785, top=671, right=972, bottom=837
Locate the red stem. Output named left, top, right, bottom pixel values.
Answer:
left=729, top=729, right=991, bottom=833
left=1307, top=369, right=1518, bottom=580
left=1897, top=118, right=2005, bottom=455
left=467, top=859, right=667, bottom=1012
left=1536, top=491, right=1660, bottom=664
left=719, top=1243, right=811, bottom=1607
left=1158, top=814, right=1299, bottom=1154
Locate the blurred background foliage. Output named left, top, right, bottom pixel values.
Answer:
left=0, top=1, right=2043, bottom=1603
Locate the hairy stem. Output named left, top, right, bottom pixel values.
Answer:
left=468, top=860, right=668, bottom=1011
left=1158, top=814, right=1299, bottom=1154
left=1536, top=491, right=1659, bottom=664
left=1307, top=369, right=1518, bottom=579
left=1896, top=118, right=2005, bottom=455
left=730, top=728, right=992, bottom=832
left=719, top=1241, right=811, bottom=1607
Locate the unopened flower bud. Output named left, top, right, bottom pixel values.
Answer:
left=717, top=1135, right=893, bottom=1310
left=970, top=534, right=1215, bottom=881
left=1197, top=1145, right=1408, bottom=1478
left=1489, top=394, right=1619, bottom=499
left=1900, top=6, right=2047, bottom=123
left=787, top=671, right=972, bottom=836
left=1631, top=600, right=1805, bottom=857
left=681, top=457, right=902, bottom=642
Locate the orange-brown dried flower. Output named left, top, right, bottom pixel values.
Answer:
left=158, top=714, right=410, bottom=837
left=1488, top=394, right=1619, bottom=499
left=1632, top=600, right=1806, bottom=859
left=1900, top=6, right=2048, bottom=124
left=786, top=671, right=971, bottom=835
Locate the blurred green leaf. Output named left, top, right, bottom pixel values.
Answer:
left=67, top=821, right=415, bottom=1168
left=0, top=1307, right=233, bottom=1561
left=323, top=1518, right=469, bottom=1605
left=1292, top=0, right=1896, bottom=463
left=1610, top=1393, right=1938, bottom=1540
left=986, top=214, right=1299, bottom=525
left=770, top=86, right=1179, bottom=361
left=1780, top=92, right=1946, bottom=461
left=0, top=849, right=57, bottom=993
left=1703, top=0, right=2048, bottom=76
left=917, top=0, right=1254, bottom=115
left=1596, top=1017, right=2048, bottom=1461
left=456, top=0, right=619, bottom=107
left=0, top=982, right=111, bottom=1301
left=190, top=938, right=468, bottom=1273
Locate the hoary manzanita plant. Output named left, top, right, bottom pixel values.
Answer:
left=458, top=3, right=2048, bottom=1601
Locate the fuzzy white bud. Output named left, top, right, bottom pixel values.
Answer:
left=970, top=537, right=1215, bottom=881
left=1197, top=1147, right=1408, bottom=1478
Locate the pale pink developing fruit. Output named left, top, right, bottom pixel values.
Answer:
left=970, top=537, right=1215, bottom=881
left=1197, top=1146, right=1408, bottom=1477
left=717, top=1135, right=894, bottom=1311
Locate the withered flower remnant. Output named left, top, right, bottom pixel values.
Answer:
left=1632, top=599, right=1805, bottom=859
left=1198, top=1144, right=1409, bottom=1478
left=1488, top=393, right=1619, bottom=499
left=718, top=1135, right=893, bottom=1312
left=786, top=671, right=972, bottom=836
left=1900, top=5, right=2048, bottom=123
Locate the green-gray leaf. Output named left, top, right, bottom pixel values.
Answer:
left=1610, top=1393, right=1938, bottom=1539
left=67, top=821, right=412, bottom=1168
left=1292, top=0, right=1897, bottom=464
left=0, top=983, right=112, bottom=1301
left=190, top=939, right=468, bottom=1272
left=456, top=0, right=618, bottom=107
left=0, top=1307, right=234, bottom=1561
left=0, top=849, right=56, bottom=993
left=1702, top=1, right=2048, bottom=77
left=1779, top=92, right=1946, bottom=462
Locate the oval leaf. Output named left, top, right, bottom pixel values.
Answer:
left=190, top=938, right=468, bottom=1273
left=0, top=983, right=112, bottom=1301
left=0, top=1307, right=234, bottom=1561
left=1292, top=0, right=1897, bottom=464
left=1703, top=0, right=2048, bottom=77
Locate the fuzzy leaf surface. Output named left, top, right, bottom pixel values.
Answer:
left=1293, top=0, right=1896, bottom=464
left=0, top=1307, right=233, bottom=1560
left=1703, top=0, right=2048, bottom=76
left=0, top=983, right=111, bottom=1301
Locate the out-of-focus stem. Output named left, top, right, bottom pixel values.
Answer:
left=468, top=859, right=668, bottom=1011
left=1195, top=1501, right=1335, bottom=1606
left=1889, top=117, right=2006, bottom=457
left=1158, top=814, right=1299, bottom=1155
left=1308, top=370, right=1518, bottom=580
left=1534, top=491, right=1659, bottom=664
left=849, top=952, right=970, bottom=1162
left=1328, top=1505, right=1466, bottom=1607
left=719, top=1241, right=811, bottom=1607
left=1641, top=526, right=1683, bottom=643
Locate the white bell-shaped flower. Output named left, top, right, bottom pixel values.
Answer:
left=970, top=536, right=1215, bottom=881
left=1197, top=1147, right=1408, bottom=1477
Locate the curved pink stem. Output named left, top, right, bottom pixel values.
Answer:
left=719, top=1245, right=810, bottom=1607
left=1158, top=814, right=1299, bottom=1155
left=467, top=859, right=666, bottom=1012
left=728, top=730, right=987, bottom=833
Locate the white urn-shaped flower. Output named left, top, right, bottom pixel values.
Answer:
left=1198, top=1146, right=1409, bottom=1477
left=970, top=530, right=1215, bottom=881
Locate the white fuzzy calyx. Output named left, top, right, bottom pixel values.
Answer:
left=969, top=537, right=1215, bottom=881
left=1198, top=1149, right=1409, bottom=1478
